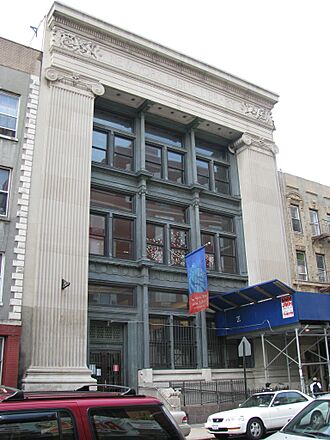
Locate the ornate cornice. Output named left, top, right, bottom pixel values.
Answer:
left=45, top=67, right=105, bottom=96
left=49, top=19, right=276, bottom=125
left=231, top=133, right=279, bottom=157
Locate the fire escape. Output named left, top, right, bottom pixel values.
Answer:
left=311, top=218, right=330, bottom=292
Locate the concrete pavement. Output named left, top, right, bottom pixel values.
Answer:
left=186, top=424, right=215, bottom=440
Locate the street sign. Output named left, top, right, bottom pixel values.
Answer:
left=238, top=337, right=251, bottom=357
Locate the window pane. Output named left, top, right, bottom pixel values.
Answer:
left=309, top=209, right=320, bottom=236
left=90, top=189, right=133, bottom=212
left=149, top=291, right=188, bottom=310
left=316, top=254, right=327, bottom=283
left=89, top=285, right=135, bottom=307
left=214, top=164, right=229, bottom=181
left=195, top=138, right=227, bottom=161
left=113, top=218, right=132, bottom=239
left=113, top=240, right=133, bottom=259
left=92, top=130, right=107, bottom=149
left=145, top=123, right=183, bottom=147
left=147, top=201, right=186, bottom=223
left=296, top=251, right=307, bottom=280
left=92, top=148, right=107, bottom=164
left=201, top=233, right=215, bottom=270
left=200, top=211, right=234, bottom=232
left=90, top=406, right=180, bottom=438
left=220, top=237, right=237, bottom=273
left=170, top=229, right=188, bottom=267
left=0, top=169, right=10, bottom=192
left=168, top=151, right=184, bottom=183
left=0, top=412, right=60, bottom=439
left=215, top=180, right=230, bottom=194
left=113, top=136, right=133, bottom=171
left=147, top=224, right=164, bottom=263
left=89, top=214, right=106, bottom=255
left=0, top=92, right=19, bottom=137
left=94, top=112, right=133, bottom=133
left=146, top=144, right=162, bottom=164
left=196, top=159, right=209, bottom=177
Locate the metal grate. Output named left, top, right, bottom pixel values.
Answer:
left=90, top=321, right=123, bottom=343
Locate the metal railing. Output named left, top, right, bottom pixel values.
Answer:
left=169, top=379, right=288, bottom=406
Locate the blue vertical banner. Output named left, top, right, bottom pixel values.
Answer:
left=185, top=246, right=209, bottom=314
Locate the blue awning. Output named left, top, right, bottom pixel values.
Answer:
left=211, top=280, right=330, bottom=336
left=210, top=279, right=295, bottom=311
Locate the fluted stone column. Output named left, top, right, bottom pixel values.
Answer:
left=231, top=133, right=291, bottom=285
left=22, top=68, right=104, bottom=390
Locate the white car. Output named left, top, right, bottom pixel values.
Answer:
left=268, top=393, right=330, bottom=440
left=205, top=390, right=313, bottom=440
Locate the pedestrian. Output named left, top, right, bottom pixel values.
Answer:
left=310, top=377, right=322, bottom=397
left=263, top=382, right=272, bottom=391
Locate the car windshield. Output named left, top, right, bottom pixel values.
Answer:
left=282, top=399, right=330, bottom=438
left=240, top=393, right=274, bottom=408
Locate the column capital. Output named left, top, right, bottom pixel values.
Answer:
left=45, top=67, right=105, bottom=97
left=230, top=132, right=279, bottom=157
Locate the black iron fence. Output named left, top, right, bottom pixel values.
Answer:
left=169, top=379, right=288, bottom=406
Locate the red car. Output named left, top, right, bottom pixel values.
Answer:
left=0, top=385, right=186, bottom=439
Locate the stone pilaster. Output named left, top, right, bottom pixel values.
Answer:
left=231, top=133, right=291, bottom=285
left=22, top=67, right=104, bottom=390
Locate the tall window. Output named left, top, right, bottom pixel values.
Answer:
left=195, top=138, right=230, bottom=194
left=0, top=168, right=10, bottom=216
left=0, top=253, right=4, bottom=303
left=92, top=111, right=135, bottom=171
left=89, top=189, right=135, bottom=260
left=0, top=91, right=19, bottom=138
left=309, top=209, right=320, bottom=236
left=296, top=251, right=308, bottom=281
left=327, top=214, right=330, bottom=233
left=145, top=124, right=185, bottom=184
left=149, top=292, right=197, bottom=369
left=146, top=200, right=189, bottom=267
left=316, top=254, right=327, bottom=283
left=200, top=211, right=237, bottom=273
left=290, top=205, right=302, bottom=233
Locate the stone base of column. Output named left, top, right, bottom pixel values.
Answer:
left=22, top=366, right=96, bottom=391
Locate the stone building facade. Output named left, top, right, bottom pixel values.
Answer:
left=280, top=172, right=330, bottom=293
left=0, top=37, right=41, bottom=385
left=20, top=2, right=290, bottom=391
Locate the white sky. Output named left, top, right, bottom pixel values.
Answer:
left=1, top=0, right=329, bottom=186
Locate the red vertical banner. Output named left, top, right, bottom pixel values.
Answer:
left=185, top=246, right=209, bottom=314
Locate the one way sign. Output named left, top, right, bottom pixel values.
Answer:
left=238, top=336, right=251, bottom=357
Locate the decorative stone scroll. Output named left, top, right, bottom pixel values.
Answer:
left=45, top=67, right=105, bottom=96
left=231, top=132, right=279, bottom=157
left=243, top=102, right=273, bottom=125
left=51, top=28, right=101, bottom=60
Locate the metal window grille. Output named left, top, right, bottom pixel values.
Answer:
left=207, top=321, right=224, bottom=368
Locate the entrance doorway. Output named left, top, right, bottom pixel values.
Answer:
left=89, top=320, right=125, bottom=386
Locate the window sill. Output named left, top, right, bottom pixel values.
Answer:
left=0, top=134, right=18, bottom=142
left=0, top=216, right=10, bottom=222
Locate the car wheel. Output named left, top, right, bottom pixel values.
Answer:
left=311, top=410, right=325, bottom=428
left=246, top=418, right=264, bottom=440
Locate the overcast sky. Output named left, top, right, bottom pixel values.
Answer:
left=1, top=0, right=329, bottom=186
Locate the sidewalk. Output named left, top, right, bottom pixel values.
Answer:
left=186, top=424, right=215, bottom=440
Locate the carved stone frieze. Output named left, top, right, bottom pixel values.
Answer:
left=45, top=67, right=105, bottom=96
left=51, top=28, right=102, bottom=60
left=231, top=133, right=278, bottom=157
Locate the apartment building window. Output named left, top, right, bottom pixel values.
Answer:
left=309, top=209, right=320, bottom=236
left=0, top=253, right=4, bottom=303
left=149, top=310, right=197, bottom=369
left=327, top=213, right=330, bottom=233
left=92, top=111, right=135, bottom=171
left=290, top=205, right=302, bottom=233
left=0, top=91, right=19, bottom=138
left=200, top=211, right=237, bottom=273
left=296, top=251, right=308, bottom=281
left=0, top=168, right=10, bottom=217
left=146, top=200, right=189, bottom=267
left=145, top=124, right=185, bottom=184
left=316, top=254, right=327, bottom=283
left=196, top=138, right=230, bottom=195
left=89, top=189, right=135, bottom=260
